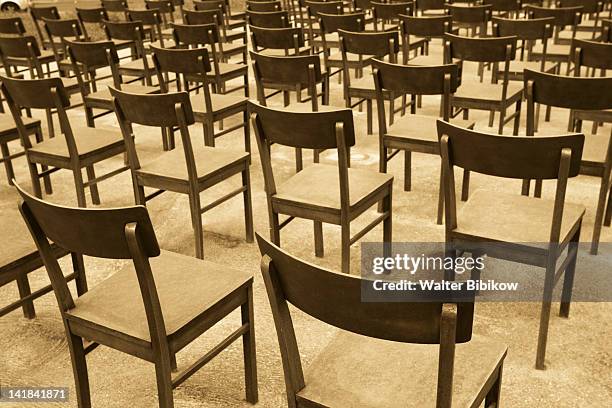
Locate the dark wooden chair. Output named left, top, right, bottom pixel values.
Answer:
left=246, top=9, right=292, bottom=28
left=1, top=76, right=129, bottom=208
left=0, top=104, right=42, bottom=186
left=101, top=0, right=130, bottom=21
left=151, top=45, right=250, bottom=153
left=146, top=0, right=178, bottom=34
left=250, top=101, right=393, bottom=274
left=601, top=18, right=611, bottom=42
left=372, top=2, right=429, bottom=58
left=483, top=0, right=523, bottom=18
left=0, top=189, right=80, bottom=320
left=257, top=234, right=507, bottom=408
left=308, top=3, right=351, bottom=51
left=127, top=8, right=172, bottom=51
left=172, top=22, right=249, bottom=96
left=247, top=0, right=283, bottom=12
left=492, top=16, right=559, bottom=81
left=438, top=119, right=585, bottom=370
left=557, top=0, right=605, bottom=41
left=66, top=40, right=160, bottom=131
left=43, top=18, right=85, bottom=75
left=0, top=16, right=26, bottom=36
left=340, top=29, right=401, bottom=135
left=194, top=0, right=246, bottom=30
left=77, top=7, right=136, bottom=58
left=400, top=14, right=454, bottom=65
left=523, top=68, right=612, bottom=256
left=111, top=88, right=253, bottom=259
left=103, top=20, right=155, bottom=86
left=373, top=59, right=474, bottom=224
left=444, top=33, right=523, bottom=135
left=250, top=51, right=331, bottom=171
left=30, top=5, right=60, bottom=50
left=0, top=34, right=56, bottom=80
left=15, top=182, right=257, bottom=408
left=447, top=4, right=493, bottom=37
left=249, top=25, right=312, bottom=56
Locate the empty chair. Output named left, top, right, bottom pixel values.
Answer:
left=15, top=182, right=257, bottom=408
left=0, top=35, right=56, bottom=80
left=257, top=234, right=507, bottom=408
left=0, top=16, right=26, bottom=36
left=249, top=25, right=312, bottom=56
left=400, top=14, right=454, bottom=65
left=318, top=12, right=367, bottom=80
left=373, top=59, right=474, bottom=224
left=1, top=76, right=129, bottom=207
left=112, top=88, right=254, bottom=259
left=246, top=0, right=283, bottom=12
left=438, top=119, right=585, bottom=369
left=30, top=5, right=60, bottom=49
left=194, top=0, right=245, bottom=29
left=523, top=68, right=612, bottom=255
left=246, top=9, right=291, bottom=28
left=447, top=4, right=493, bottom=37
left=43, top=18, right=85, bottom=74
left=151, top=45, right=250, bottom=152
left=65, top=40, right=160, bottom=130
left=77, top=7, right=136, bottom=57
left=250, top=101, right=393, bottom=274
left=416, top=0, right=447, bottom=17
left=444, top=33, right=523, bottom=135
left=0, top=104, right=42, bottom=186
left=101, top=0, right=129, bottom=21
left=483, top=0, right=523, bottom=18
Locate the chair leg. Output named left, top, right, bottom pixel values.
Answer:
left=154, top=355, right=174, bottom=408
left=366, top=99, right=373, bottom=135
left=242, top=166, right=254, bottom=243
left=243, top=109, right=251, bottom=155
left=590, top=175, right=610, bottom=255
left=484, top=363, right=503, bottom=408
left=241, top=285, right=258, bottom=404
left=34, top=130, right=53, bottom=195
left=314, top=221, right=324, bottom=257
left=383, top=188, right=392, bottom=245
left=66, top=331, right=91, bottom=408
left=85, top=106, right=95, bottom=128
left=28, top=160, right=43, bottom=199
left=1, top=142, right=15, bottom=184
left=462, top=108, right=469, bottom=120
left=561, top=224, right=580, bottom=317
left=497, top=109, right=505, bottom=134
left=340, top=222, right=351, bottom=274
left=604, top=185, right=612, bottom=227
left=269, top=211, right=280, bottom=246
left=295, top=148, right=303, bottom=173
left=188, top=191, right=204, bottom=259
left=513, top=100, right=522, bottom=136
left=73, top=168, right=88, bottom=208
left=461, top=169, right=470, bottom=201
left=437, top=164, right=444, bottom=225
left=536, top=257, right=556, bottom=370
left=85, top=165, right=101, bottom=205
left=534, top=179, right=543, bottom=198
left=16, top=274, right=35, bottom=319
left=71, top=252, right=88, bottom=296
left=488, top=110, right=495, bottom=128
left=404, top=150, right=411, bottom=191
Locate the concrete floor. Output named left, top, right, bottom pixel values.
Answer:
left=0, top=33, right=611, bottom=407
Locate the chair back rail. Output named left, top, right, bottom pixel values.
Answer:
left=444, top=33, right=517, bottom=62
left=492, top=16, right=554, bottom=41
left=319, top=12, right=367, bottom=33
left=0, top=17, right=26, bottom=35
left=246, top=10, right=291, bottom=28
left=251, top=51, right=323, bottom=89
left=372, top=2, right=415, bottom=21
left=250, top=26, right=307, bottom=51
left=572, top=38, right=612, bottom=70
left=400, top=14, right=453, bottom=38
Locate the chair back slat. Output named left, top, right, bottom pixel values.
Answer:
left=152, top=45, right=212, bottom=74
left=306, top=1, right=344, bottom=16
left=246, top=10, right=290, bottom=28
left=445, top=33, right=516, bottom=62
left=373, top=59, right=459, bottom=95
left=573, top=39, right=612, bottom=70
left=483, top=0, right=522, bottom=12
left=339, top=29, right=400, bottom=56
left=251, top=51, right=322, bottom=86
left=416, top=0, right=446, bottom=11
left=103, top=20, right=146, bottom=41
left=372, top=2, right=414, bottom=20
left=558, top=0, right=603, bottom=15
left=250, top=26, right=306, bottom=50
left=247, top=1, right=283, bottom=11
left=524, top=68, right=612, bottom=110
left=448, top=4, right=492, bottom=24
left=400, top=15, right=452, bottom=38
left=76, top=7, right=109, bottom=24
left=257, top=235, right=475, bottom=344
left=319, top=12, right=366, bottom=33
left=184, top=9, right=222, bottom=25
left=0, top=35, right=41, bottom=58
left=525, top=5, right=583, bottom=27
left=111, top=87, right=195, bottom=127
left=0, top=17, right=26, bottom=35
left=102, top=0, right=129, bottom=13
left=492, top=17, right=554, bottom=41
left=128, top=9, right=163, bottom=26
left=249, top=101, right=355, bottom=149
left=172, top=22, right=220, bottom=45
left=44, top=18, right=83, bottom=38
left=31, top=5, right=60, bottom=21
left=437, top=120, right=584, bottom=179
left=0, top=76, right=70, bottom=110
left=66, top=39, right=119, bottom=69
left=16, top=184, right=159, bottom=260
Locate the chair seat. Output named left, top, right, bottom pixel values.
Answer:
left=386, top=115, right=475, bottom=150
left=138, top=145, right=248, bottom=183
left=61, top=77, right=81, bottom=94
left=66, top=250, right=252, bottom=342
left=211, top=62, right=247, bottom=77
left=509, top=60, right=558, bottom=74
left=221, top=42, right=246, bottom=55
left=297, top=331, right=507, bottom=408
left=190, top=93, right=247, bottom=116
left=327, top=51, right=374, bottom=65
left=0, top=113, right=39, bottom=138
left=408, top=53, right=445, bottom=65
left=274, top=163, right=393, bottom=211
left=118, top=56, right=154, bottom=72
left=453, top=81, right=523, bottom=104
left=531, top=42, right=571, bottom=58
left=146, top=39, right=176, bottom=50
left=28, top=127, right=124, bottom=161
left=85, top=84, right=159, bottom=104
left=258, top=46, right=312, bottom=56
left=558, top=29, right=597, bottom=41
left=111, top=38, right=135, bottom=49
left=453, top=190, right=585, bottom=244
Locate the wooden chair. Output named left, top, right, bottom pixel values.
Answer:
left=250, top=101, right=393, bottom=274
left=340, top=29, right=400, bottom=135
left=0, top=34, right=56, bottom=79
left=77, top=7, right=136, bottom=58
left=601, top=17, right=612, bottom=42
left=194, top=0, right=246, bottom=30
left=447, top=4, right=493, bottom=37
left=151, top=45, right=250, bottom=153
left=103, top=20, right=156, bottom=86
left=307, top=2, right=348, bottom=51
left=400, top=14, right=454, bottom=64
left=246, top=10, right=292, bottom=28
left=128, top=8, right=176, bottom=51
left=1, top=76, right=129, bottom=208
left=66, top=40, right=160, bottom=131
left=318, top=12, right=367, bottom=81
left=30, top=5, right=60, bottom=50
left=247, top=0, right=283, bottom=12
left=0, top=189, right=80, bottom=320
left=374, top=59, right=474, bottom=224
left=250, top=51, right=330, bottom=171
left=483, top=0, right=523, bottom=18
left=15, top=182, right=257, bottom=408
left=101, top=0, right=130, bottom=21
left=146, top=0, right=178, bottom=33
left=492, top=16, right=559, bottom=81
left=111, top=87, right=253, bottom=259
left=416, top=0, right=448, bottom=17
left=250, top=25, right=312, bottom=56
left=43, top=18, right=85, bottom=75
left=444, top=33, right=523, bottom=135
left=371, top=2, right=429, bottom=58
left=257, top=234, right=507, bottom=408
left=0, top=16, right=26, bottom=36
left=557, top=0, right=605, bottom=41
left=172, top=23, right=249, bottom=96
left=524, top=68, right=612, bottom=255
left=438, top=119, right=585, bottom=369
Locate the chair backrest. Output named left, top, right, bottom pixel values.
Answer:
left=257, top=233, right=475, bottom=408
left=128, top=8, right=164, bottom=27
left=246, top=10, right=291, bottom=28
left=146, top=0, right=176, bottom=26
left=492, top=16, right=554, bottom=41
left=525, top=4, right=583, bottom=28
left=416, top=0, right=446, bottom=11
left=557, top=0, right=603, bottom=15
left=172, top=22, right=220, bottom=47
left=76, top=7, right=109, bottom=24
left=15, top=181, right=166, bottom=347
left=103, top=19, right=147, bottom=42
left=340, top=29, right=400, bottom=58
left=102, top=0, right=129, bottom=14
left=30, top=5, right=60, bottom=45
left=448, top=4, right=493, bottom=24
left=444, top=33, right=517, bottom=62
left=0, top=17, right=26, bottom=35
left=572, top=38, right=612, bottom=71
left=250, top=26, right=307, bottom=54
left=482, top=0, right=522, bottom=12
left=184, top=8, right=223, bottom=25
left=602, top=18, right=611, bottom=42
left=152, top=45, right=212, bottom=89
left=66, top=40, right=122, bottom=95
left=44, top=17, right=83, bottom=40
left=372, top=2, right=415, bottom=21
left=400, top=14, right=453, bottom=38
left=0, top=35, right=42, bottom=60
left=246, top=0, right=283, bottom=11
left=306, top=0, right=345, bottom=16
left=319, top=12, right=366, bottom=34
